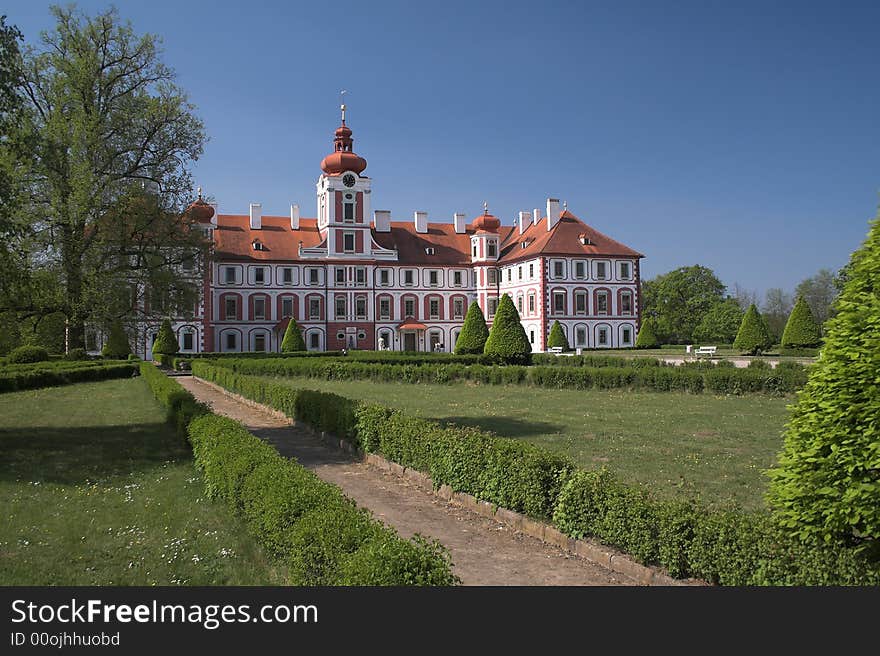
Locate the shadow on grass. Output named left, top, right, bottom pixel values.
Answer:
left=428, top=415, right=562, bottom=439
left=249, top=426, right=357, bottom=469
left=0, top=422, right=190, bottom=486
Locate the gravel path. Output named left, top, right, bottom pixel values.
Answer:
left=177, top=376, right=635, bottom=586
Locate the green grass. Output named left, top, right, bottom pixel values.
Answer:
left=267, top=375, right=791, bottom=511
left=0, top=378, right=282, bottom=585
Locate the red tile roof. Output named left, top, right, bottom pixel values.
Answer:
left=214, top=214, right=324, bottom=261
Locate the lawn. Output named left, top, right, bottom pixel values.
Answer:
left=268, top=376, right=791, bottom=511
left=0, top=378, right=282, bottom=585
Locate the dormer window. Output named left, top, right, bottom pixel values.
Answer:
left=579, top=234, right=592, bottom=245
left=425, top=247, right=435, bottom=255
left=252, top=239, right=265, bottom=251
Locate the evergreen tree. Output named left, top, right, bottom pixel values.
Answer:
left=768, top=216, right=880, bottom=547
left=151, top=318, right=179, bottom=356
left=454, top=301, right=489, bottom=355
left=781, top=296, right=822, bottom=348
left=547, top=320, right=570, bottom=350
left=733, top=304, right=773, bottom=355
left=281, top=317, right=306, bottom=352
left=483, top=294, right=532, bottom=365
left=101, top=319, right=131, bottom=358
left=635, top=317, right=661, bottom=348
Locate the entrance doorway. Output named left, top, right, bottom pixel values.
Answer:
left=403, top=332, right=417, bottom=352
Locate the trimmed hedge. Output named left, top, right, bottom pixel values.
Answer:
left=138, top=362, right=210, bottom=434
left=8, top=345, right=50, bottom=364
left=0, top=362, right=137, bottom=394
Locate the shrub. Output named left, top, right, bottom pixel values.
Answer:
left=733, top=304, right=773, bottom=355
left=101, top=319, right=131, bottom=359
left=8, top=345, right=50, bottom=364
left=781, top=296, right=822, bottom=349
left=64, top=347, right=89, bottom=361
left=0, top=362, right=137, bottom=394
left=281, top=317, right=306, bottom=352
left=151, top=318, right=179, bottom=356
left=337, top=534, right=457, bottom=586
left=138, top=362, right=209, bottom=433
left=635, top=318, right=660, bottom=349
left=454, top=301, right=489, bottom=355
left=693, top=299, right=743, bottom=344
left=768, top=216, right=880, bottom=550
left=547, top=320, right=570, bottom=351
left=483, top=294, right=532, bottom=365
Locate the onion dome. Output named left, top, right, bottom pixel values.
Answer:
left=320, top=103, right=367, bottom=175
left=185, top=188, right=214, bottom=222
left=472, top=202, right=501, bottom=233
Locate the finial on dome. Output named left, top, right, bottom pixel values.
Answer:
left=563, top=200, right=568, bottom=211
left=340, top=89, right=347, bottom=124
left=197, top=186, right=203, bottom=200
left=483, top=200, right=489, bottom=214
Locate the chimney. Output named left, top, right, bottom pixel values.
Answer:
left=414, top=211, right=428, bottom=234
left=518, top=211, right=532, bottom=235
left=453, top=212, right=466, bottom=234
left=249, top=203, right=262, bottom=230
left=374, top=209, right=391, bottom=233
left=290, top=204, right=300, bottom=230
left=546, top=198, right=560, bottom=231
left=209, top=202, right=219, bottom=227
left=533, top=208, right=542, bottom=226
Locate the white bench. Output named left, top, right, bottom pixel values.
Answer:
left=693, top=346, right=717, bottom=358
left=548, top=346, right=564, bottom=354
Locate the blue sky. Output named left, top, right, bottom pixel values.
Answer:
left=6, top=0, right=879, bottom=296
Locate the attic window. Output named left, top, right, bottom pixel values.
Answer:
left=579, top=234, right=592, bottom=246
left=425, top=247, right=435, bottom=255
left=520, top=241, right=528, bottom=249
left=252, top=239, right=266, bottom=251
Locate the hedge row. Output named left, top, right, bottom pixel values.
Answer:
left=192, top=361, right=880, bottom=584
left=140, top=362, right=456, bottom=585
left=0, top=362, right=138, bottom=394
left=0, top=358, right=128, bottom=374
left=164, top=350, right=344, bottom=371
left=531, top=353, right=663, bottom=368
left=207, top=357, right=808, bottom=396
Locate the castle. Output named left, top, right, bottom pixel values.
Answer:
left=134, top=106, right=643, bottom=359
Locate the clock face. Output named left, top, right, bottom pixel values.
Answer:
left=342, top=174, right=356, bottom=188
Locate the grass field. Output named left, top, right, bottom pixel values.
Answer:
left=0, top=379, right=281, bottom=585
left=268, top=376, right=791, bottom=511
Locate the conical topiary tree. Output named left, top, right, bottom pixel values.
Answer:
left=768, top=216, right=880, bottom=548
left=151, top=318, right=179, bottom=356
left=635, top=317, right=661, bottom=349
left=733, top=304, right=773, bottom=355
left=101, top=319, right=131, bottom=359
left=454, top=301, right=489, bottom=355
left=781, top=296, right=822, bottom=348
left=483, top=294, right=532, bottom=365
left=281, top=317, right=306, bottom=352
left=547, top=320, right=570, bottom=351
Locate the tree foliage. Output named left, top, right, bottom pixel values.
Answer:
left=635, top=317, right=660, bottom=348
left=780, top=296, right=821, bottom=349
left=693, top=299, right=744, bottom=344
left=281, top=318, right=306, bottom=352
left=454, top=301, right=489, bottom=355
left=483, top=294, right=532, bottom=365
left=768, top=216, right=880, bottom=549
left=733, top=304, right=773, bottom=355
left=641, top=265, right=726, bottom=343
left=151, top=318, right=178, bottom=356
left=101, top=318, right=131, bottom=358
left=795, top=268, right=838, bottom=328
left=547, top=320, right=570, bottom=350
left=762, top=287, right=794, bottom=343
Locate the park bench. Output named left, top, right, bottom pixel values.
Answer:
left=548, top=346, right=564, bottom=354
left=693, top=346, right=717, bottom=358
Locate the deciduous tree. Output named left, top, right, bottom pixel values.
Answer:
left=641, top=265, right=725, bottom=343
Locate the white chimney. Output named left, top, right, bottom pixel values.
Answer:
left=249, top=203, right=262, bottom=230
left=414, top=211, right=428, bottom=234
left=290, top=204, right=300, bottom=230
left=374, top=209, right=391, bottom=233
left=518, top=211, right=532, bottom=235
left=453, top=212, right=466, bottom=234
left=546, top=198, right=560, bottom=231
left=209, top=203, right=218, bottom=227
left=533, top=208, right=542, bottom=226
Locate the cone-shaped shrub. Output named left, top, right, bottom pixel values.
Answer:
left=101, top=319, right=131, bottom=358
left=454, top=301, right=489, bottom=355
left=281, top=317, right=306, bottom=352
left=768, top=217, right=880, bottom=548
left=635, top=317, right=661, bottom=348
left=484, top=294, right=532, bottom=365
left=547, top=320, right=570, bottom=350
left=781, top=296, right=821, bottom=349
left=733, top=304, right=773, bottom=355
left=152, top=318, right=179, bottom=356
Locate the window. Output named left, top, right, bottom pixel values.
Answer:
left=554, top=291, right=566, bottom=314
left=343, top=232, right=355, bottom=253
left=507, top=269, right=512, bottom=282
left=487, top=240, right=497, bottom=257
left=309, top=298, right=321, bottom=320
left=472, top=243, right=477, bottom=257
left=575, top=291, right=587, bottom=315
left=224, top=267, right=236, bottom=284
left=429, top=298, right=440, bottom=319
left=598, top=327, right=609, bottom=346
left=529, top=263, right=534, bottom=278
left=622, top=327, right=632, bottom=344
left=404, top=298, right=416, bottom=318
left=453, top=271, right=462, bottom=287
left=182, top=331, right=194, bottom=351
left=529, top=330, right=535, bottom=344
left=355, top=267, right=366, bottom=286
left=404, top=270, right=414, bottom=286
left=379, top=298, right=391, bottom=320
left=336, top=268, right=346, bottom=285
left=182, top=256, right=194, bottom=272
left=335, top=296, right=346, bottom=319
left=487, top=269, right=497, bottom=285
left=224, top=297, right=237, bottom=320
left=254, top=267, right=265, bottom=284
left=488, top=297, right=499, bottom=316
left=253, top=297, right=266, bottom=320
left=343, top=202, right=354, bottom=222
left=309, top=333, right=319, bottom=350
left=518, top=266, right=523, bottom=280
left=528, top=293, right=535, bottom=314
left=308, top=268, right=319, bottom=285
left=429, top=271, right=439, bottom=287
left=621, top=292, right=633, bottom=315
left=575, top=262, right=585, bottom=279
left=554, top=261, right=564, bottom=278
left=453, top=298, right=464, bottom=319
left=282, top=298, right=293, bottom=318
left=576, top=327, right=587, bottom=346
left=355, top=296, right=367, bottom=319
left=282, top=268, right=293, bottom=284
left=597, top=292, right=609, bottom=315
left=225, top=332, right=237, bottom=350
left=517, top=295, right=523, bottom=313
left=620, top=262, right=630, bottom=280
left=254, top=334, right=266, bottom=352
left=379, top=269, right=390, bottom=286
left=596, top=262, right=607, bottom=280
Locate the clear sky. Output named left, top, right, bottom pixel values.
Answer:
left=6, top=0, right=879, bottom=296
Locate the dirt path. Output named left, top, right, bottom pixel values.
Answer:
left=177, top=376, right=635, bottom=586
